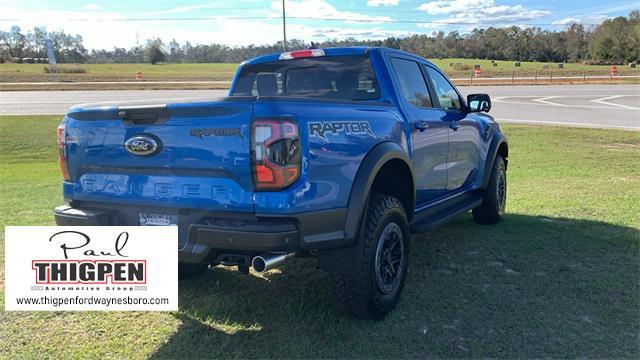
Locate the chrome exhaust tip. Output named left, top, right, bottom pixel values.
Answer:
left=252, top=252, right=295, bottom=273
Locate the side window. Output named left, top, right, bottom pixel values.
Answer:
left=389, top=58, right=432, bottom=108
left=425, top=67, right=462, bottom=111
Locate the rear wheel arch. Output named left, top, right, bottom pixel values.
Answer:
left=344, top=142, right=415, bottom=244
left=370, top=159, right=414, bottom=221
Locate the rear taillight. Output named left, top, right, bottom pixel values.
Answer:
left=252, top=119, right=301, bottom=191
left=57, top=124, right=71, bottom=181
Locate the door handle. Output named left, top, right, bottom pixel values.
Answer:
left=415, top=121, right=429, bottom=132
left=449, top=122, right=460, bottom=131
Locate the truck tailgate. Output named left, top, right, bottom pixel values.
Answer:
left=62, top=98, right=255, bottom=211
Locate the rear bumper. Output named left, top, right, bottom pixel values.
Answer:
left=54, top=203, right=347, bottom=264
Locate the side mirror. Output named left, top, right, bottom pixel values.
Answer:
left=467, top=93, right=491, bottom=113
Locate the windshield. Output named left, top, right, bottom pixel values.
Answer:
left=231, top=55, right=380, bottom=101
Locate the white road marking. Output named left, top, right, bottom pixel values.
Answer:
left=494, top=98, right=632, bottom=110
left=532, top=96, right=570, bottom=107
left=590, top=95, right=640, bottom=110
left=498, top=118, right=639, bottom=131
left=494, top=95, right=640, bottom=98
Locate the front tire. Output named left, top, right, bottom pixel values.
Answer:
left=332, top=194, right=409, bottom=319
left=473, top=155, right=507, bottom=224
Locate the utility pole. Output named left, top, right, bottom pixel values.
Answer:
left=282, top=0, right=287, bottom=51
left=45, top=37, right=57, bottom=82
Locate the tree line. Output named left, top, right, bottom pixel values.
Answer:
left=1, top=11, right=638, bottom=65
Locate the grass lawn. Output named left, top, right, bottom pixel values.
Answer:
left=2, top=59, right=638, bottom=84
left=0, top=116, right=639, bottom=358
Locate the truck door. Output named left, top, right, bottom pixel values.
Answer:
left=388, top=57, right=449, bottom=205
left=424, top=65, right=481, bottom=191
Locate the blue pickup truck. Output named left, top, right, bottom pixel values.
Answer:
left=54, top=47, right=508, bottom=318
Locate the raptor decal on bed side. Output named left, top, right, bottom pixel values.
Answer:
left=308, top=121, right=374, bottom=141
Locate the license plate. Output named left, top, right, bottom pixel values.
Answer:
left=138, top=213, right=177, bottom=226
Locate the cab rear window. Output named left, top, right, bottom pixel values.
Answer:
left=231, top=55, right=380, bottom=101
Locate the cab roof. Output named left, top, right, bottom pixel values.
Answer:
left=242, top=47, right=436, bottom=68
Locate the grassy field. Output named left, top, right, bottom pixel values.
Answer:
left=434, top=58, right=640, bottom=77
left=0, top=63, right=237, bottom=83
left=1, top=58, right=638, bottom=84
left=0, top=116, right=639, bottom=358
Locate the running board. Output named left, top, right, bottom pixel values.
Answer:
left=410, top=193, right=483, bottom=233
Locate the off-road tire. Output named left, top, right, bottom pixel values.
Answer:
left=473, top=155, right=507, bottom=224
left=178, top=263, right=208, bottom=279
left=332, top=194, right=409, bottom=319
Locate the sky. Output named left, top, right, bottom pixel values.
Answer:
left=0, top=0, right=637, bottom=49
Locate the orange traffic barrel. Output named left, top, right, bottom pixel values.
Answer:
left=136, top=71, right=143, bottom=80
left=610, top=65, right=618, bottom=76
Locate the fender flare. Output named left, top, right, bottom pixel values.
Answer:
left=317, top=141, right=415, bottom=274
left=343, top=141, right=415, bottom=244
left=482, top=132, right=508, bottom=189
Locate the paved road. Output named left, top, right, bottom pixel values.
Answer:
left=1, top=85, right=638, bottom=130
left=459, top=85, right=639, bottom=130
left=0, top=90, right=229, bottom=115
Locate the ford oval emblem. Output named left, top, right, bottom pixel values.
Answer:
left=125, top=135, right=161, bottom=157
